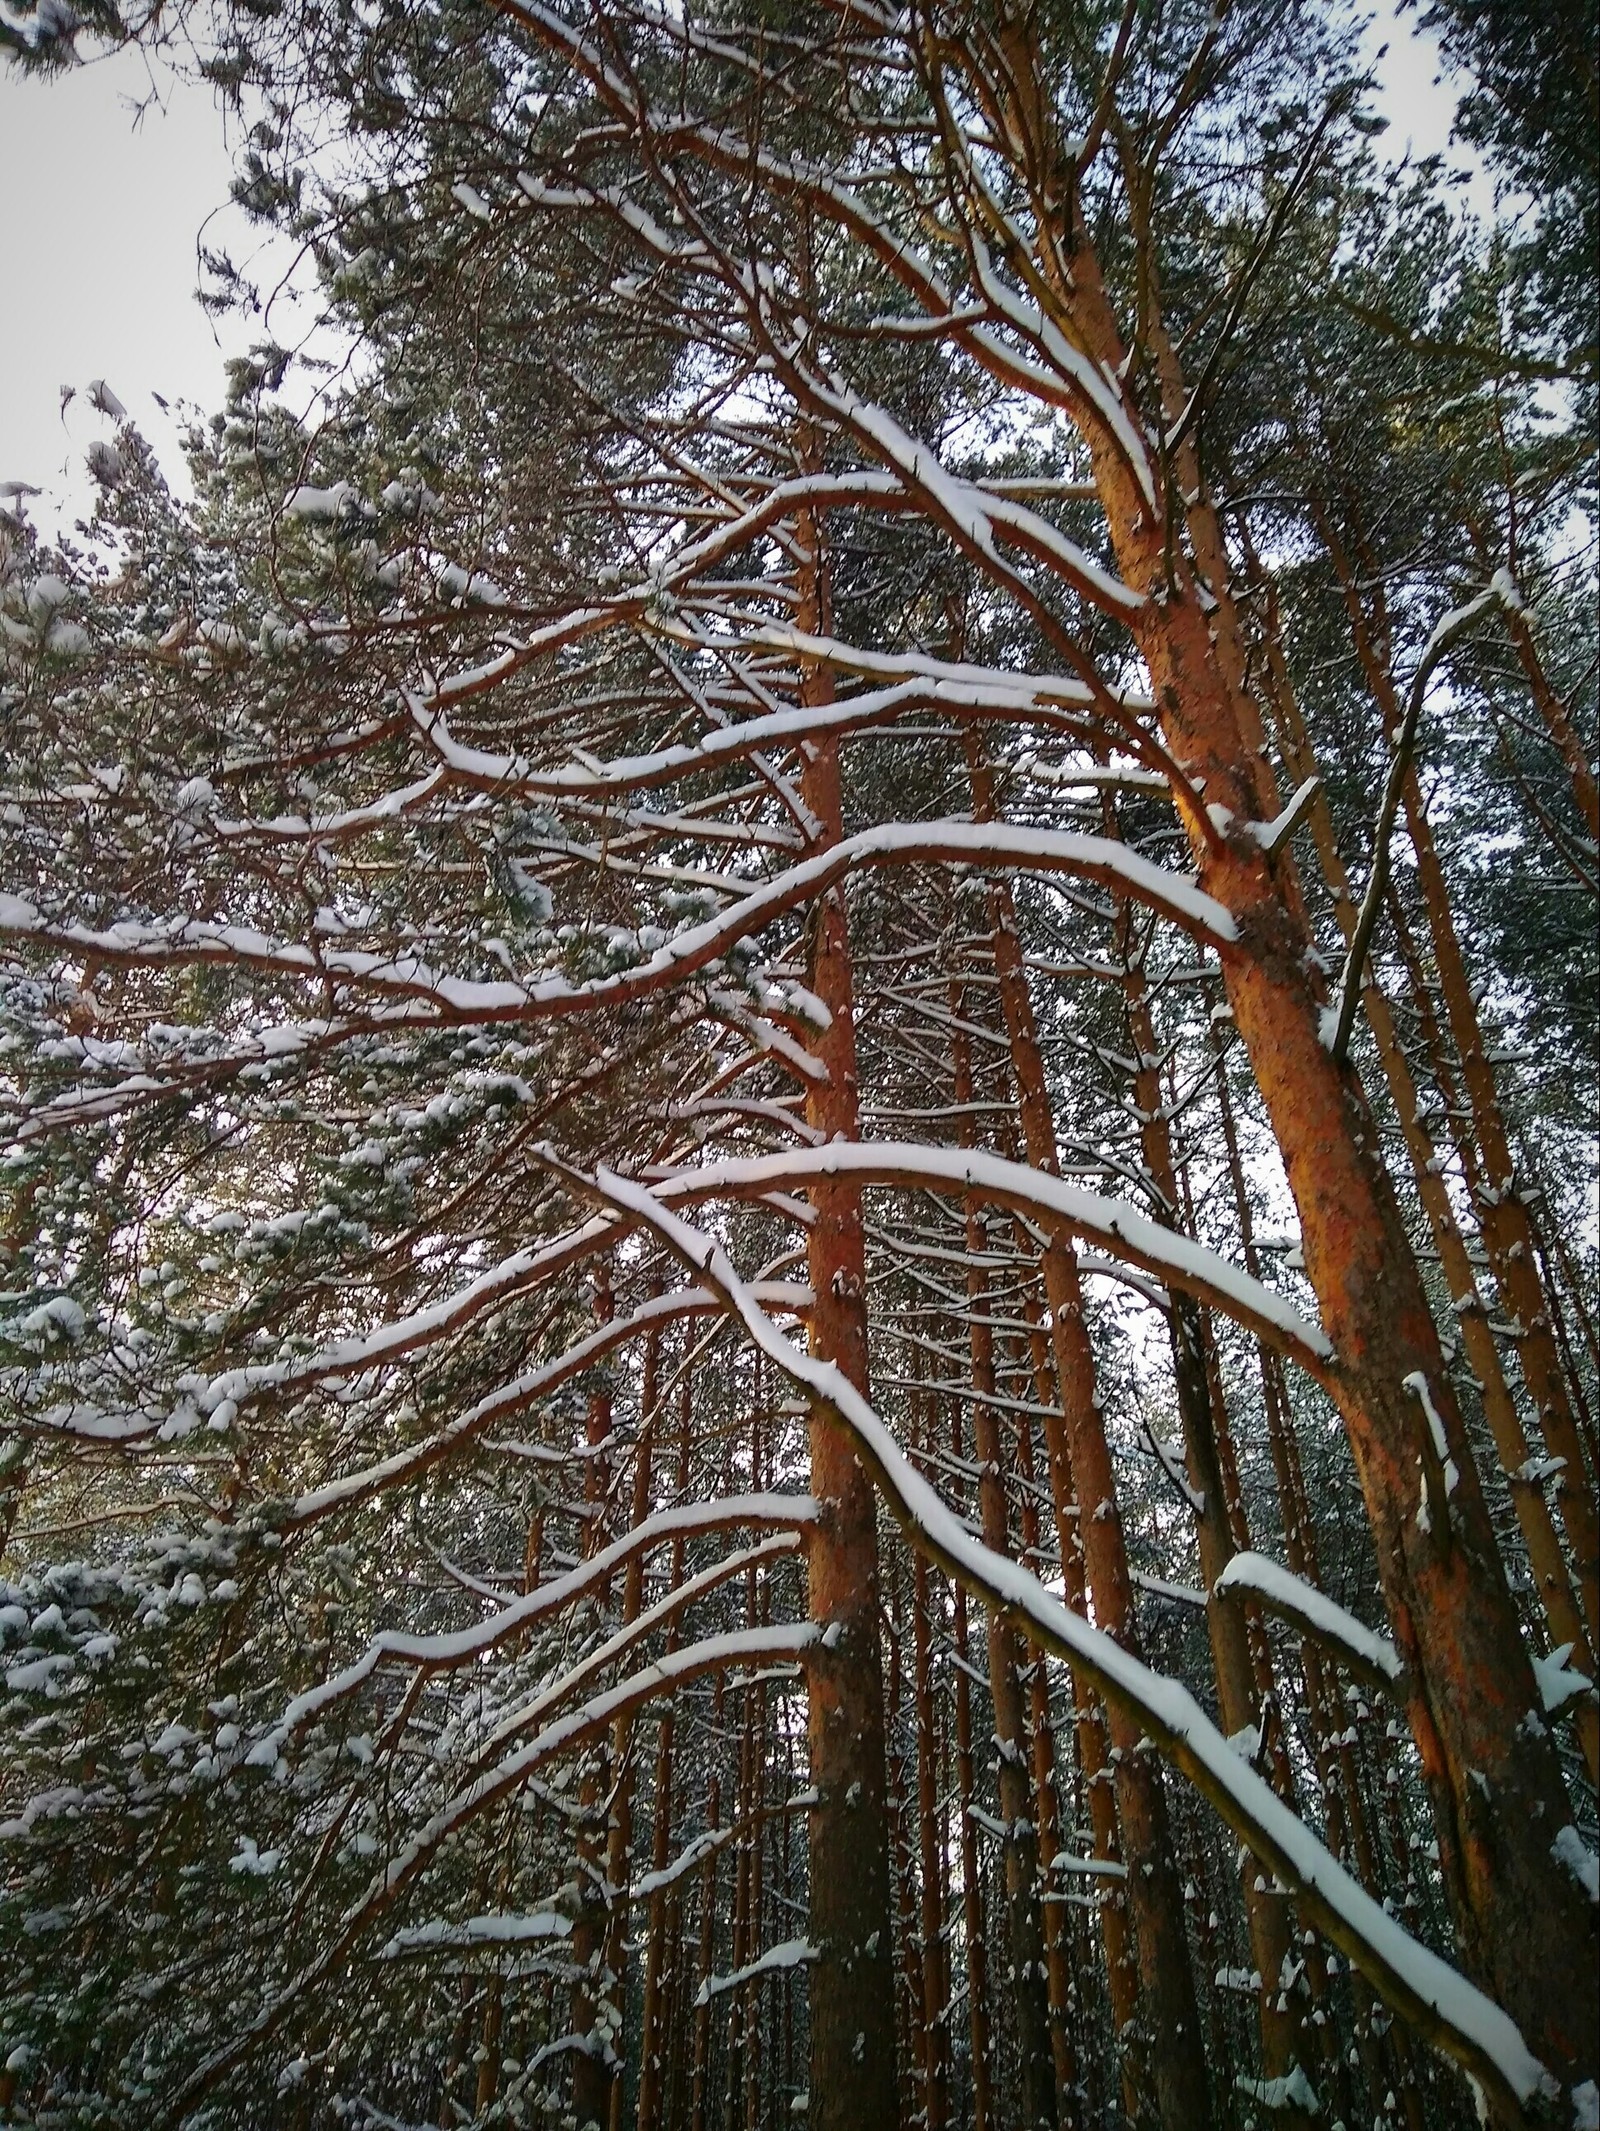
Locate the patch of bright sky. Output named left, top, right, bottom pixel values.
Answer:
left=0, top=4, right=1485, bottom=537
left=1357, top=3, right=1491, bottom=219
left=0, top=40, right=326, bottom=535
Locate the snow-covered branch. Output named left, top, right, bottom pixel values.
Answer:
left=566, top=1167, right=1553, bottom=2122
left=1214, top=1552, right=1405, bottom=1696
left=638, top=1140, right=1331, bottom=1375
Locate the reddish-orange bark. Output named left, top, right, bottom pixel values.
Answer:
left=1042, top=237, right=1598, bottom=2088
left=794, top=512, right=898, bottom=2131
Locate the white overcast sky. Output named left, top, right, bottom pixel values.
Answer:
left=0, top=12, right=1483, bottom=533
left=0, top=42, right=314, bottom=527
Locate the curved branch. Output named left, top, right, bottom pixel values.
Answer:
left=637, top=1139, right=1333, bottom=1378
left=576, top=1167, right=1551, bottom=2126
left=0, top=819, right=1235, bottom=1023
left=253, top=1504, right=815, bottom=1759
left=1330, top=580, right=1511, bottom=1063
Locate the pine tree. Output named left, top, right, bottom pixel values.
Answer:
left=1, top=3, right=1594, bottom=2126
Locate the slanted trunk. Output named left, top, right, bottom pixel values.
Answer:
left=1461, top=511, right=1599, bottom=844
left=1249, top=576, right=1600, bottom=1780
left=1214, top=1005, right=1503, bottom=2131
left=722, top=1695, right=756, bottom=2123
left=689, top=1746, right=721, bottom=2131
left=1322, top=516, right=1599, bottom=1652
left=1015, top=1287, right=1142, bottom=2122
left=887, top=1562, right=927, bottom=2131
left=598, top=1304, right=665, bottom=2131
left=1047, top=238, right=1596, bottom=2091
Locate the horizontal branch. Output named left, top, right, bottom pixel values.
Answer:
left=639, top=1140, right=1332, bottom=1375
left=0, top=820, right=1234, bottom=1026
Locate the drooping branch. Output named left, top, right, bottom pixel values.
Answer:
left=574, top=1164, right=1555, bottom=2126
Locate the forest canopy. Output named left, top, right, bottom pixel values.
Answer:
left=0, top=3, right=1595, bottom=2129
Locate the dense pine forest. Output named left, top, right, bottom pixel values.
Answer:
left=0, top=1, right=1595, bottom=2125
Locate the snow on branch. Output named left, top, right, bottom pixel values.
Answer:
left=684, top=624, right=1150, bottom=718
left=0, top=893, right=536, bottom=1019
left=215, top=1214, right=623, bottom=1415
left=695, top=1938, right=817, bottom=2007
left=630, top=1825, right=733, bottom=1903
left=573, top=1167, right=1552, bottom=2122
left=509, top=7, right=1156, bottom=504
left=2, top=1020, right=341, bottom=1145
left=796, top=378, right=1143, bottom=619
left=175, top=1622, right=819, bottom=2107
left=1214, top=1552, right=1405, bottom=1697
left=380, top=1911, right=572, bottom=1960
left=274, top=1281, right=810, bottom=1520
left=250, top=1500, right=817, bottom=1763
left=475, top=1533, right=805, bottom=1758
left=641, top=1141, right=1332, bottom=1374
left=0, top=821, right=1233, bottom=1036
left=406, top=660, right=1110, bottom=801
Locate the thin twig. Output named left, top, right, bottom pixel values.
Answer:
left=1330, top=579, right=1512, bottom=1063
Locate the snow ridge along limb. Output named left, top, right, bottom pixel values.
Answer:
left=576, top=1162, right=1555, bottom=2124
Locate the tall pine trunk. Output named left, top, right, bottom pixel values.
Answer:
left=794, top=509, right=899, bottom=2130
left=1045, top=233, right=1597, bottom=2091
left=964, top=742, right=1214, bottom=2130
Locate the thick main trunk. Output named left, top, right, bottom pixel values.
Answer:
left=1046, top=242, right=1596, bottom=2095
left=795, top=522, right=898, bottom=2127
